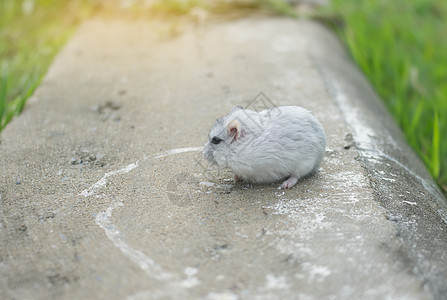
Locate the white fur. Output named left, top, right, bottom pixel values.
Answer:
left=203, top=106, right=326, bottom=188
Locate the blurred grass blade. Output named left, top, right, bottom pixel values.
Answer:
left=432, top=111, right=440, bottom=178
left=0, top=72, right=8, bottom=130
left=409, top=101, right=424, bottom=136
left=18, top=74, right=41, bottom=114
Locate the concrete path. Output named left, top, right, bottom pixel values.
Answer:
left=1, top=17, right=446, bottom=300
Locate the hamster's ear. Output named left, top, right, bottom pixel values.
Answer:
left=227, top=119, right=241, bottom=140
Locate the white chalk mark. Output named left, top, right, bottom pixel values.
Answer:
left=403, top=201, right=417, bottom=206
left=382, top=177, right=396, bottom=182
left=154, top=146, right=203, bottom=159
left=314, top=57, right=447, bottom=222
left=95, top=202, right=174, bottom=281
left=181, top=267, right=200, bottom=288
left=80, top=147, right=203, bottom=197
left=80, top=162, right=138, bottom=197
left=89, top=146, right=204, bottom=292
left=265, top=274, right=290, bottom=289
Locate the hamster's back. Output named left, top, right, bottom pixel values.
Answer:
left=228, top=106, right=326, bottom=183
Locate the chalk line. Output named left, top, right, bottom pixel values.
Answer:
left=80, top=147, right=203, bottom=197
left=154, top=146, right=203, bottom=159
left=80, top=162, right=139, bottom=197
left=95, top=202, right=174, bottom=281
left=84, top=147, right=202, bottom=289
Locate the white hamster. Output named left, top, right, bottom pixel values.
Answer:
left=203, top=105, right=326, bottom=189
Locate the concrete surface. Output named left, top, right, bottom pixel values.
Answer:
left=1, top=17, right=447, bottom=299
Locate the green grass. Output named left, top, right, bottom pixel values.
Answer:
left=321, top=0, right=447, bottom=193
left=0, top=0, right=83, bottom=130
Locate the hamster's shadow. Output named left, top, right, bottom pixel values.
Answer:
left=164, top=151, right=324, bottom=210
left=185, top=167, right=321, bottom=203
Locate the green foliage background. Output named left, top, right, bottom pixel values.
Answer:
left=324, top=0, right=446, bottom=191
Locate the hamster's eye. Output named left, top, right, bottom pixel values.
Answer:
left=211, top=137, right=223, bottom=145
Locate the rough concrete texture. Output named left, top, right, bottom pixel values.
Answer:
left=1, top=17, right=446, bottom=299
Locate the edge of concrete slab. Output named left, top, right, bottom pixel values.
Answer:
left=306, top=21, right=447, bottom=299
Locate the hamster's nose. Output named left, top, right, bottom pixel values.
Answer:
left=203, top=143, right=212, bottom=160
